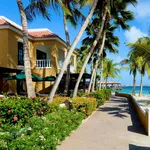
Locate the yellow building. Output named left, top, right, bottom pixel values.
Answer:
left=0, top=16, right=77, bottom=94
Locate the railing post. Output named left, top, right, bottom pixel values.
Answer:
left=146, top=108, right=150, bottom=136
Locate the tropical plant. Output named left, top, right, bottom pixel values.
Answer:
left=48, top=0, right=99, bottom=102
left=90, top=24, right=120, bottom=93
left=102, top=59, right=120, bottom=87
left=16, top=0, right=35, bottom=98
left=26, top=0, right=85, bottom=96
left=72, top=0, right=109, bottom=98
left=138, top=59, right=150, bottom=96
left=127, top=39, right=150, bottom=96
left=120, top=53, right=140, bottom=96
left=73, top=0, right=136, bottom=97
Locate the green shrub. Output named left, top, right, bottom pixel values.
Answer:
left=77, top=90, right=86, bottom=97
left=0, top=97, right=50, bottom=125
left=0, top=109, right=84, bottom=150
left=53, top=97, right=97, bottom=117
left=88, top=89, right=111, bottom=107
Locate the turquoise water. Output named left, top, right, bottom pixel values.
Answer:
left=114, top=86, right=150, bottom=95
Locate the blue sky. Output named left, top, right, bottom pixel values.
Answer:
left=0, top=0, right=150, bottom=85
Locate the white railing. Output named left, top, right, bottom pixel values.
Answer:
left=36, top=59, right=51, bottom=68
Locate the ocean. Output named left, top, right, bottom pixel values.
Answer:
left=114, top=86, right=150, bottom=96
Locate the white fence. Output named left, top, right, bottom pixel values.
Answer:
left=36, top=59, right=51, bottom=68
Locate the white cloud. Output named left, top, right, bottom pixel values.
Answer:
left=107, top=54, right=123, bottom=64
left=124, top=26, right=147, bottom=43
left=128, top=0, right=150, bottom=19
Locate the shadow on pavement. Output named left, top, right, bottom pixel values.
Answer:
left=129, top=144, right=150, bottom=150
left=98, top=96, right=147, bottom=135
left=98, top=96, right=129, bottom=119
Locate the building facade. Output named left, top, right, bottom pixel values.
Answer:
left=0, top=16, right=77, bottom=94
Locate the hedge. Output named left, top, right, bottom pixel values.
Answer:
left=88, top=89, right=111, bottom=107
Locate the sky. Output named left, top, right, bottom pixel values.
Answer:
left=0, top=0, right=150, bottom=85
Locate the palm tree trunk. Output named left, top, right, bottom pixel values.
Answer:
left=91, top=71, right=97, bottom=92
left=132, top=74, right=136, bottom=96
left=99, top=60, right=103, bottom=90
left=63, top=13, right=71, bottom=96
left=105, top=77, right=108, bottom=88
left=87, top=56, right=95, bottom=94
left=17, top=0, right=35, bottom=98
left=88, top=68, right=96, bottom=94
left=91, top=31, right=106, bottom=92
left=73, top=6, right=108, bottom=98
left=48, top=0, right=99, bottom=103
left=139, top=74, right=143, bottom=96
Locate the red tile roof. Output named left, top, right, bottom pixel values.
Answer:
left=29, top=29, right=58, bottom=38
left=0, top=16, right=59, bottom=39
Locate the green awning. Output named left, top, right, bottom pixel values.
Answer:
left=43, top=76, right=56, bottom=81
left=5, top=72, right=55, bottom=82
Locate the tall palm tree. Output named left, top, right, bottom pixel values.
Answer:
left=103, top=59, right=120, bottom=86
left=17, top=0, right=36, bottom=98
left=127, top=39, right=150, bottom=96
left=90, top=24, right=119, bottom=92
left=26, top=0, right=99, bottom=102
left=72, top=0, right=109, bottom=98
left=49, top=0, right=98, bottom=102
left=120, top=53, right=140, bottom=96
left=73, top=0, right=136, bottom=97
left=26, top=0, right=85, bottom=96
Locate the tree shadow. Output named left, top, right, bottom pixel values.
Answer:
left=98, top=96, right=147, bottom=135
left=98, top=96, right=129, bottom=119
left=129, top=144, right=150, bottom=150
left=127, top=99, right=146, bottom=135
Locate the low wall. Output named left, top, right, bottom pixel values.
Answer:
left=115, top=92, right=150, bottom=136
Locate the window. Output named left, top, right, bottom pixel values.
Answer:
left=58, top=49, right=65, bottom=68
left=18, top=42, right=24, bottom=65
left=36, top=49, right=47, bottom=60
left=71, top=56, right=74, bottom=66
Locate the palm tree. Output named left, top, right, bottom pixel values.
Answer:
left=73, top=0, right=136, bottom=97
left=49, top=0, right=99, bottom=102
left=26, top=0, right=85, bottom=96
left=127, top=39, right=150, bottom=96
left=90, top=24, right=119, bottom=92
left=17, top=0, right=36, bottom=98
left=72, top=0, right=109, bottom=98
left=26, top=0, right=99, bottom=102
left=127, top=37, right=150, bottom=63
left=103, top=59, right=120, bottom=86
left=120, top=53, right=140, bottom=96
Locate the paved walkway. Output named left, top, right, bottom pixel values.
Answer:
left=57, top=96, right=150, bottom=150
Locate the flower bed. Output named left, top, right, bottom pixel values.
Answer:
left=0, top=95, right=97, bottom=149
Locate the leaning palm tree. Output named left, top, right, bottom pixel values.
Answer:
left=49, top=0, right=98, bottom=102
left=90, top=24, right=119, bottom=92
left=26, top=0, right=85, bottom=96
left=16, top=0, right=36, bottom=98
left=26, top=0, right=99, bottom=102
left=73, top=0, right=136, bottom=97
left=72, top=0, right=109, bottom=98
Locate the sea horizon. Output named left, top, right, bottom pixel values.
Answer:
left=115, top=86, right=150, bottom=96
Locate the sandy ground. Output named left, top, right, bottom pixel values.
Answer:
left=57, top=96, right=150, bottom=150
left=134, top=95, right=150, bottom=109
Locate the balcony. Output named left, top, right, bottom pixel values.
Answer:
left=36, top=59, right=51, bottom=68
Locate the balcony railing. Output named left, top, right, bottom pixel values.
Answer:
left=36, top=59, right=51, bottom=68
